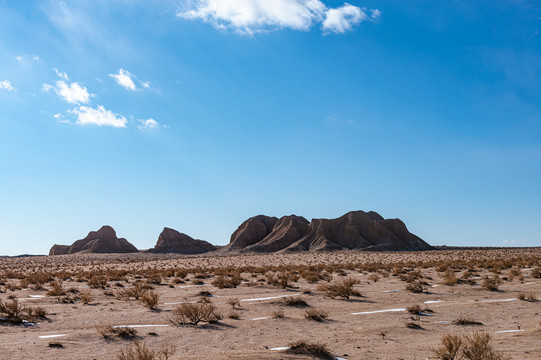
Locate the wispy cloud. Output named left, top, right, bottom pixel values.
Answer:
left=178, top=0, right=380, bottom=35
left=71, top=105, right=127, bottom=128
left=43, top=80, right=92, bottom=104
left=0, top=80, right=15, bottom=92
left=110, top=68, right=137, bottom=91
left=53, top=68, right=69, bottom=81
left=138, top=118, right=160, bottom=130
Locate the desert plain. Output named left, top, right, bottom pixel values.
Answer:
left=0, top=248, right=540, bottom=360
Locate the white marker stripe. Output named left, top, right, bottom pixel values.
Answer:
left=495, top=329, right=525, bottom=334
left=241, top=294, right=299, bottom=302
left=352, top=308, right=406, bottom=315
left=38, top=334, right=67, bottom=339
left=251, top=317, right=270, bottom=321
left=113, top=325, right=170, bottom=328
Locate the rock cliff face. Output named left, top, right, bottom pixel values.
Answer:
left=147, top=227, right=216, bottom=254
left=49, top=226, right=139, bottom=255
left=226, top=211, right=431, bottom=253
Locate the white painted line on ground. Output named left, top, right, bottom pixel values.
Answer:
left=424, top=300, right=444, bottom=304
left=270, top=347, right=290, bottom=351
left=38, top=334, right=67, bottom=339
left=434, top=321, right=450, bottom=324
left=352, top=308, right=406, bottom=315
left=382, top=290, right=400, bottom=293
left=164, top=301, right=197, bottom=305
left=251, top=317, right=270, bottom=321
left=495, top=329, right=525, bottom=334
left=113, top=325, right=170, bottom=328
left=177, top=284, right=206, bottom=288
left=522, top=282, right=535, bottom=285
left=29, top=295, right=46, bottom=298
left=241, top=294, right=299, bottom=302
left=473, top=298, right=517, bottom=303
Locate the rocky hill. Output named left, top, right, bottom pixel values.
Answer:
left=225, top=210, right=431, bottom=253
left=49, top=226, right=139, bottom=255
left=146, top=227, right=216, bottom=254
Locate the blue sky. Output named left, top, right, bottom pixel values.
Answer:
left=1, top=0, right=540, bottom=255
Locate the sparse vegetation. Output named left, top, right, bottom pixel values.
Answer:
left=434, top=331, right=508, bottom=360
left=482, top=275, right=503, bottom=291
left=317, top=278, right=360, bottom=299
left=140, top=290, right=160, bottom=310
left=171, top=303, right=221, bottom=325
left=304, top=308, right=328, bottom=322
left=286, top=340, right=334, bottom=360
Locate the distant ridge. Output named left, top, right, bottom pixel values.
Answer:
left=49, top=226, right=139, bottom=255
left=223, top=210, right=432, bottom=253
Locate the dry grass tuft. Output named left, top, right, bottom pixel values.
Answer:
left=140, top=290, right=160, bottom=310
left=171, top=302, right=222, bottom=325
left=286, top=340, right=334, bottom=360
left=317, top=278, right=360, bottom=299
left=304, top=308, right=328, bottom=322
left=434, top=331, right=508, bottom=360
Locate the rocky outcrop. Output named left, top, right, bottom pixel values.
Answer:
left=49, top=226, right=139, bottom=255
left=228, top=215, right=279, bottom=250
left=147, top=227, right=216, bottom=254
left=225, top=211, right=431, bottom=253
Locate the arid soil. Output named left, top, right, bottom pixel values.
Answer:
left=0, top=249, right=540, bottom=359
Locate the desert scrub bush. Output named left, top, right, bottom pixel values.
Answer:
left=118, top=282, right=151, bottom=300
left=531, top=267, right=541, bottom=278
left=304, top=308, right=328, bottom=322
left=406, top=304, right=432, bottom=315
left=286, top=340, right=334, bottom=360
left=0, top=299, right=30, bottom=324
left=368, top=273, right=380, bottom=282
left=443, top=269, right=459, bottom=286
left=453, top=317, right=483, bottom=326
left=266, top=271, right=300, bottom=289
left=140, top=290, right=160, bottom=310
left=433, top=334, right=462, bottom=360
left=116, top=341, right=156, bottom=360
left=81, top=291, right=93, bottom=304
left=433, top=331, right=507, bottom=360
left=171, top=303, right=221, bottom=325
left=46, top=280, right=66, bottom=296
left=272, top=309, right=285, bottom=319
left=405, top=281, right=426, bottom=293
left=227, top=311, right=241, bottom=319
left=211, top=275, right=241, bottom=289
left=518, top=292, right=537, bottom=302
left=282, top=296, right=309, bottom=307
left=88, top=275, right=108, bottom=289
left=482, top=275, right=502, bottom=291
left=226, top=297, right=240, bottom=309
left=96, top=325, right=140, bottom=341
left=317, top=278, right=360, bottom=299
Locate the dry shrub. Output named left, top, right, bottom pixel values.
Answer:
left=116, top=341, right=156, bottom=360
left=454, top=317, right=483, bottom=326
left=227, top=311, right=240, bottom=319
left=96, top=325, right=139, bottom=341
left=47, top=280, right=66, bottom=296
left=211, top=275, right=241, bottom=289
left=434, top=334, right=462, bottom=360
left=266, top=271, right=300, bottom=289
left=118, top=282, right=150, bottom=300
left=434, top=332, right=508, bottom=360
left=282, top=296, right=309, bottom=307
left=530, top=267, right=541, bottom=278
left=286, top=340, right=334, bottom=360
left=27, top=306, right=48, bottom=319
left=368, top=274, right=380, bottom=282
left=226, top=297, right=240, bottom=309
left=443, top=269, right=459, bottom=286
left=88, top=275, right=108, bottom=289
left=317, top=278, right=360, bottom=299
left=81, top=291, right=94, bottom=304
left=272, top=309, right=285, bottom=319
left=304, top=308, right=328, bottom=322
left=171, top=303, right=221, bottom=325
left=518, top=292, right=537, bottom=302
left=0, top=299, right=30, bottom=324
left=140, top=290, right=160, bottom=310
left=405, top=281, right=425, bottom=293
left=482, top=275, right=502, bottom=291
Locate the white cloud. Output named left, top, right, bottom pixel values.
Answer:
left=71, top=105, right=127, bottom=128
left=178, top=0, right=379, bottom=34
left=322, top=4, right=366, bottom=34
left=138, top=118, right=159, bottom=130
left=53, top=80, right=92, bottom=104
left=110, top=68, right=137, bottom=91
left=140, top=81, right=150, bottom=89
left=16, top=56, right=24, bottom=63
left=53, top=68, right=69, bottom=80
left=0, top=80, right=14, bottom=92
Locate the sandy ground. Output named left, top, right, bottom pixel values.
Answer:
left=0, top=249, right=540, bottom=359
